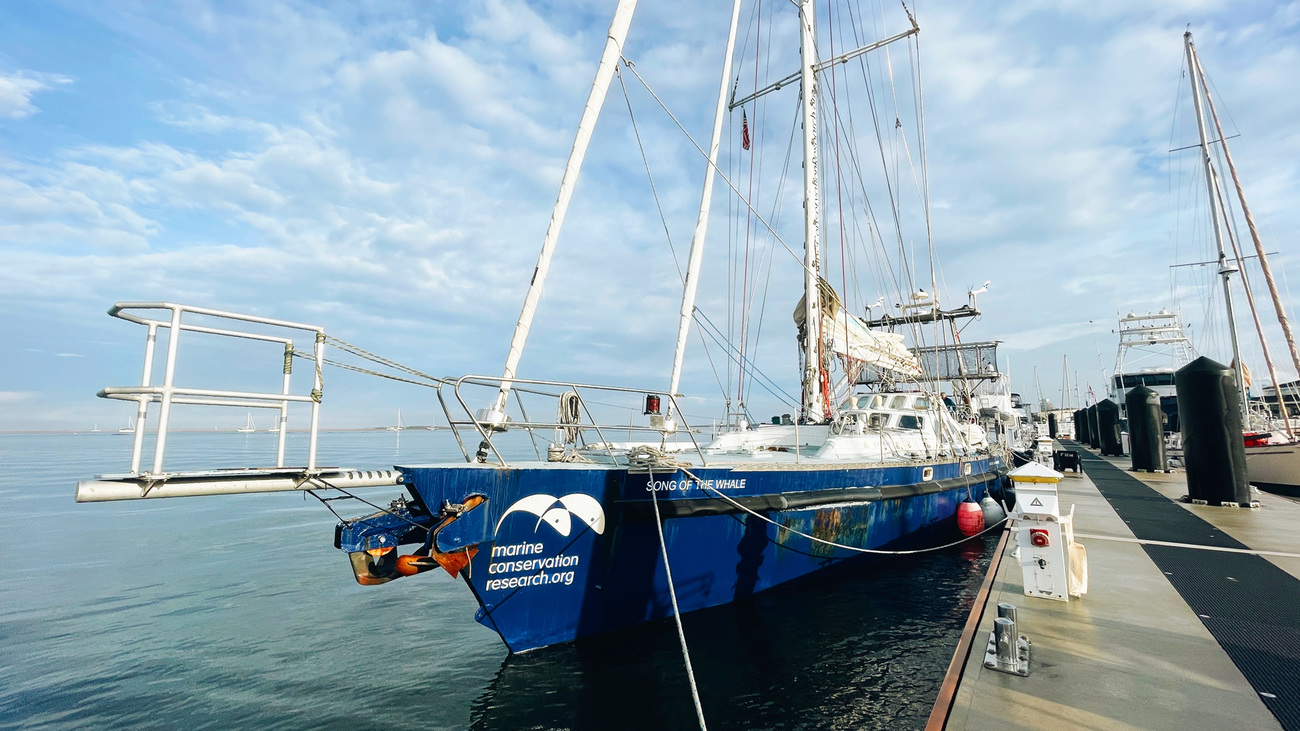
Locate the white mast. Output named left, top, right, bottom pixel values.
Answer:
left=666, top=0, right=745, bottom=420
left=798, top=0, right=826, bottom=422
left=1184, top=31, right=1248, bottom=409
left=1060, top=355, right=1071, bottom=411
left=483, top=0, right=639, bottom=425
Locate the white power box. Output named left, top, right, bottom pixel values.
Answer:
left=1009, top=462, right=1087, bottom=602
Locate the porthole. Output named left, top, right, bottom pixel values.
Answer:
left=922, top=466, right=934, bottom=482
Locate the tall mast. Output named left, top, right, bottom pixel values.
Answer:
left=1193, top=43, right=1299, bottom=435
left=798, top=0, right=826, bottom=422
left=666, top=0, right=744, bottom=419
left=1184, top=31, right=1248, bottom=409
left=1060, top=355, right=1070, bottom=411
left=1034, top=366, right=1044, bottom=411
left=483, top=0, right=639, bottom=425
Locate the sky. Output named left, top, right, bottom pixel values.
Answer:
left=2, top=0, right=1299, bottom=433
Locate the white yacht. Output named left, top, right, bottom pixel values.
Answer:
left=1109, top=310, right=1195, bottom=431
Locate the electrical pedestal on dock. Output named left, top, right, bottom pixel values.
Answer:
left=1010, top=462, right=1088, bottom=602
left=1034, top=436, right=1054, bottom=467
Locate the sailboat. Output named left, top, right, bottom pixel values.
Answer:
left=75, top=0, right=1009, bottom=654
left=384, top=409, right=405, bottom=432
left=116, top=417, right=135, bottom=434
left=235, top=413, right=256, bottom=433
left=1178, top=32, right=1300, bottom=496
left=328, top=0, right=1010, bottom=652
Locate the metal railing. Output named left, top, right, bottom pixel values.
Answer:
left=98, top=302, right=326, bottom=476
left=435, top=375, right=709, bottom=467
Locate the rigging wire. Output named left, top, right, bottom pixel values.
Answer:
left=1167, top=52, right=1188, bottom=307
left=827, top=0, right=852, bottom=396
left=616, top=65, right=683, bottom=281
left=840, top=2, right=915, bottom=317
left=292, top=351, right=439, bottom=389
left=696, top=309, right=802, bottom=407
left=616, top=58, right=739, bottom=411
left=739, top=96, right=802, bottom=411
left=736, top=0, right=764, bottom=413
left=619, top=59, right=814, bottom=280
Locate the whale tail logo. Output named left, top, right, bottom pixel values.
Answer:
left=495, top=493, right=605, bottom=537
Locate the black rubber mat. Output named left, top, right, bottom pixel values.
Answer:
left=1069, top=444, right=1300, bottom=729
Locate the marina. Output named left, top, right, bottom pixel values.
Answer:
left=4, top=0, right=1300, bottom=729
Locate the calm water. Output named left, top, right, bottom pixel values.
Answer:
left=0, top=432, right=996, bottom=730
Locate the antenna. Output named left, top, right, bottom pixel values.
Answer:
left=1096, top=342, right=1109, bottom=399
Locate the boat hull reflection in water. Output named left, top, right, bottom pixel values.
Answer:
left=468, top=533, right=999, bottom=730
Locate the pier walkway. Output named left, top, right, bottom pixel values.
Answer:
left=933, top=441, right=1300, bottom=730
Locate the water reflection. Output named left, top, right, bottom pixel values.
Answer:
left=3, top=432, right=996, bottom=729
left=470, top=535, right=995, bottom=730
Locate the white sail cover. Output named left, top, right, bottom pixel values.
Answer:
left=794, top=280, right=922, bottom=377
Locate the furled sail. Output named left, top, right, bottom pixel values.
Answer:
left=794, top=279, right=922, bottom=377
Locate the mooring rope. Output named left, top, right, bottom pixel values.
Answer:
left=647, top=464, right=708, bottom=731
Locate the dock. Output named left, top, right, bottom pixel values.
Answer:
left=930, top=441, right=1300, bottom=730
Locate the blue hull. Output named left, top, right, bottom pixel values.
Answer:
left=378, top=457, right=1004, bottom=652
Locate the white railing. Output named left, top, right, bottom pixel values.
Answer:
left=98, top=302, right=326, bottom=476
left=436, top=375, right=709, bottom=467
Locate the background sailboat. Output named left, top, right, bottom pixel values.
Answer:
left=384, top=409, right=405, bottom=431
left=1176, top=31, right=1300, bottom=494
left=235, top=413, right=256, bottom=433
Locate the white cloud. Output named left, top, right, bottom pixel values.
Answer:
left=0, top=70, right=71, bottom=119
